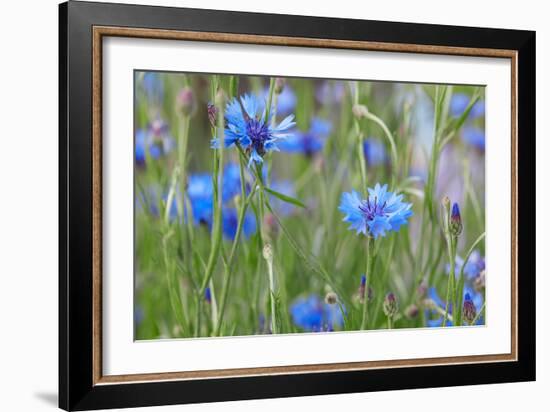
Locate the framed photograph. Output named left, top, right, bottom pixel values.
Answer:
left=59, top=1, right=535, bottom=410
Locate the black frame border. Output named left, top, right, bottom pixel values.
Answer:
left=59, top=1, right=535, bottom=410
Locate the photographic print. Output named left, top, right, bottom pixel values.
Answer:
left=60, top=4, right=534, bottom=408
left=134, top=71, right=486, bottom=339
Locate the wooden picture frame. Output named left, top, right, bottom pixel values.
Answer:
left=59, top=1, right=535, bottom=410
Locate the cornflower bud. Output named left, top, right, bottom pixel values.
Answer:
left=405, top=304, right=419, bottom=319
left=450, top=202, right=463, bottom=236
left=207, top=102, right=218, bottom=128
left=383, top=292, right=398, bottom=318
left=274, top=77, right=286, bottom=94
left=462, top=293, right=477, bottom=324
left=176, top=87, right=196, bottom=116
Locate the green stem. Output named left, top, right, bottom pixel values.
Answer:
left=361, top=236, right=373, bottom=330
left=214, top=186, right=257, bottom=336
left=443, top=234, right=457, bottom=327
left=208, top=278, right=218, bottom=332
left=162, top=230, right=185, bottom=336
left=455, top=232, right=486, bottom=326
left=363, top=111, right=398, bottom=185
left=177, top=114, right=190, bottom=218
left=470, top=302, right=486, bottom=326
left=264, top=244, right=278, bottom=334
left=196, top=78, right=225, bottom=337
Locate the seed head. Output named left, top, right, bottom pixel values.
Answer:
left=325, top=292, right=338, bottom=305
left=352, top=104, right=369, bottom=120
left=262, top=243, right=273, bottom=261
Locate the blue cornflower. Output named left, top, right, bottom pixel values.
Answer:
left=263, top=86, right=297, bottom=115
left=425, top=287, right=453, bottom=327
left=339, top=183, right=413, bottom=239
left=447, top=250, right=485, bottom=280
left=315, top=81, right=345, bottom=105
left=135, top=118, right=175, bottom=167
left=211, top=94, right=296, bottom=166
left=363, top=137, right=387, bottom=166
left=204, top=287, right=212, bottom=303
left=186, top=169, right=256, bottom=240
left=221, top=163, right=246, bottom=201
left=290, top=295, right=343, bottom=332
left=450, top=93, right=485, bottom=120
left=425, top=286, right=484, bottom=327
left=134, top=305, right=144, bottom=327
left=187, top=173, right=214, bottom=226
left=279, top=117, right=332, bottom=156
left=222, top=207, right=257, bottom=240
left=135, top=129, right=147, bottom=166
left=462, top=126, right=485, bottom=151
left=141, top=72, right=164, bottom=104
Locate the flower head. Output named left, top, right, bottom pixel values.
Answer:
left=211, top=93, right=296, bottom=166
left=279, top=117, right=332, bottom=156
left=205, top=287, right=212, bottom=304
left=425, top=287, right=453, bottom=327
left=339, top=183, right=413, bottom=239
left=186, top=168, right=256, bottom=240
left=450, top=93, right=485, bottom=120
left=221, top=207, right=257, bottom=240
left=447, top=250, right=485, bottom=280
left=290, top=295, right=343, bottom=332
left=462, top=126, right=485, bottom=151
left=141, top=72, right=164, bottom=105
left=263, top=85, right=297, bottom=114
left=135, top=119, right=175, bottom=167
left=363, top=138, right=387, bottom=167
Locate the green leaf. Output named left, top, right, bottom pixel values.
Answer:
left=264, top=186, right=306, bottom=208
